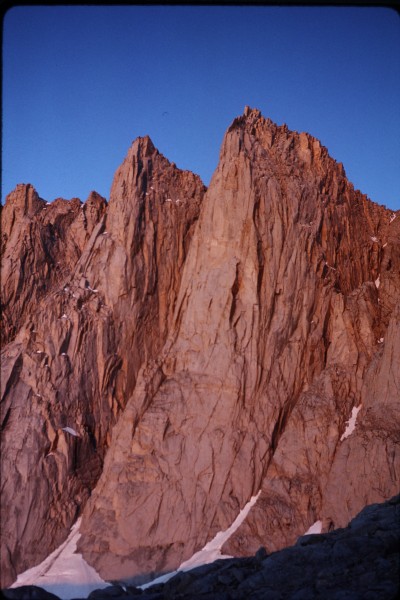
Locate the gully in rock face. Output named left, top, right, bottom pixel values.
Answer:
left=1, top=108, right=399, bottom=590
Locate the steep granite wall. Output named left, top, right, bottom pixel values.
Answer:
left=77, top=108, right=400, bottom=582
left=0, top=143, right=205, bottom=587
left=1, top=108, right=398, bottom=588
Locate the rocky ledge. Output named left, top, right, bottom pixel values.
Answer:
left=3, top=494, right=399, bottom=600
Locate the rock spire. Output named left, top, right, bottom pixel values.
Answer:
left=1, top=108, right=399, bottom=588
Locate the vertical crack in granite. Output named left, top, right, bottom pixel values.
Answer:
left=1, top=108, right=399, bottom=587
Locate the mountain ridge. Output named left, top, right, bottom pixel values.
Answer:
left=1, top=107, right=399, bottom=588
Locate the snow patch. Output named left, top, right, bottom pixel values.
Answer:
left=141, top=490, right=262, bottom=590
left=340, top=405, right=362, bottom=441
left=11, top=518, right=108, bottom=599
left=12, top=492, right=262, bottom=595
left=62, top=427, right=79, bottom=437
left=375, top=275, right=380, bottom=289
left=305, top=520, right=323, bottom=535
left=389, top=213, right=396, bottom=224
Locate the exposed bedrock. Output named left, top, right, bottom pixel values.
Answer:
left=1, top=108, right=399, bottom=587
left=78, top=109, right=400, bottom=582
left=0, top=142, right=205, bottom=587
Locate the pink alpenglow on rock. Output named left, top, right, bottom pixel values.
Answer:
left=1, top=108, right=399, bottom=588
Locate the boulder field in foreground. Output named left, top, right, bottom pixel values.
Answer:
left=1, top=107, right=399, bottom=587
left=3, top=494, right=399, bottom=599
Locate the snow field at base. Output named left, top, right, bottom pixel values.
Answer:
left=10, top=491, right=262, bottom=598
left=340, top=405, right=362, bottom=441
left=10, top=518, right=109, bottom=599
left=304, top=520, right=323, bottom=535
left=141, top=490, right=262, bottom=589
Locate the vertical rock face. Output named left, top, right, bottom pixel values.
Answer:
left=1, top=108, right=399, bottom=589
left=0, top=142, right=205, bottom=588
left=98, top=136, right=205, bottom=398
left=1, top=185, right=106, bottom=345
left=77, top=109, right=399, bottom=583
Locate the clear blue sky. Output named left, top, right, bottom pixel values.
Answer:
left=2, top=5, right=400, bottom=209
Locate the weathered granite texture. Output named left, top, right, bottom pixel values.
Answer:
left=1, top=107, right=399, bottom=587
